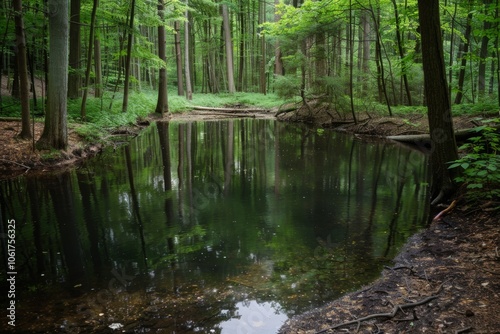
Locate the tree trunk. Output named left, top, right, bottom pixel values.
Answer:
left=174, top=21, right=184, bottom=96
left=348, top=0, right=357, bottom=123
left=222, top=4, right=236, bottom=93
left=361, top=10, right=370, bottom=95
left=94, top=37, right=102, bottom=98
left=122, top=0, right=136, bottom=113
left=13, top=0, right=31, bottom=139
left=391, top=0, right=412, bottom=105
left=155, top=0, right=168, bottom=114
left=259, top=0, right=266, bottom=94
left=370, top=5, right=392, bottom=115
left=237, top=1, right=245, bottom=91
left=454, top=9, right=472, bottom=105
left=417, top=0, right=459, bottom=204
left=81, top=0, right=98, bottom=121
left=478, top=0, right=492, bottom=99
left=68, top=0, right=81, bottom=99
left=37, top=0, right=69, bottom=150
left=273, top=0, right=284, bottom=76
left=184, top=7, right=192, bottom=100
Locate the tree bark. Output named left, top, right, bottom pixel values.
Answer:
left=184, top=6, right=193, bottom=100
left=174, top=21, right=184, bottom=96
left=391, top=0, right=412, bottom=105
left=478, top=0, right=492, bottom=99
left=94, top=37, right=102, bottom=98
left=122, top=0, right=136, bottom=113
left=454, top=7, right=472, bottom=105
left=155, top=0, right=168, bottom=114
left=37, top=0, right=69, bottom=150
left=417, top=0, right=459, bottom=204
left=12, top=0, right=31, bottom=139
left=361, top=10, right=371, bottom=95
left=222, top=4, right=236, bottom=93
left=68, top=0, right=81, bottom=99
left=81, top=0, right=99, bottom=121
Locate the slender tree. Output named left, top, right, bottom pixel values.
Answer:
left=68, top=0, right=81, bottom=99
left=12, top=0, right=31, bottom=139
left=478, top=0, right=492, bottom=98
left=454, top=7, right=472, bottom=105
left=184, top=5, right=192, bottom=100
left=174, top=21, right=184, bottom=96
left=222, top=4, right=235, bottom=93
left=122, top=0, right=136, bottom=113
left=155, top=0, right=168, bottom=114
left=81, top=0, right=99, bottom=121
left=417, top=0, right=459, bottom=204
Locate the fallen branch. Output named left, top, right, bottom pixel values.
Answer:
left=193, top=106, right=266, bottom=113
left=193, top=111, right=256, bottom=118
left=0, top=159, right=31, bottom=171
left=315, top=294, right=439, bottom=334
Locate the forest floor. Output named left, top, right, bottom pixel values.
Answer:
left=0, top=100, right=499, bottom=333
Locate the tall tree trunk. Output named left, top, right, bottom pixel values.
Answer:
left=391, top=0, right=412, bottom=105
left=13, top=0, right=31, bottom=139
left=37, top=0, right=69, bottom=150
left=273, top=0, right=284, bottom=76
left=184, top=6, right=192, bottom=100
left=222, top=4, right=236, bottom=93
left=361, top=10, right=371, bottom=95
left=348, top=0, right=357, bottom=123
left=80, top=0, right=98, bottom=121
left=259, top=0, right=266, bottom=94
left=370, top=4, right=392, bottom=115
left=417, top=0, right=459, bottom=204
left=448, top=1, right=458, bottom=100
left=174, top=21, right=184, bottom=96
left=237, top=0, right=245, bottom=91
left=122, top=0, right=136, bottom=113
left=68, top=0, right=81, bottom=99
left=478, top=0, right=492, bottom=99
left=155, top=0, right=168, bottom=114
left=94, top=37, right=102, bottom=98
left=454, top=9, right=472, bottom=105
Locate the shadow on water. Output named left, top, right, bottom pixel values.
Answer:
left=0, top=119, right=429, bottom=333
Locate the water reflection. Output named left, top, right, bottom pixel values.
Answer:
left=0, top=119, right=428, bottom=333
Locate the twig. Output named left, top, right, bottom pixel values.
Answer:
left=0, top=158, right=31, bottom=171
left=384, top=265, right=413, bottom=271
left=314, top=295, right=439, bottom=333
left=455, top=327, right=473, bottom=334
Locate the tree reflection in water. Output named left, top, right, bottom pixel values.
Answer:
left=0, top=119, right=428, bottom=333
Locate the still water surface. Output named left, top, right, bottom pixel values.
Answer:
left=0, top=119, right=428, bottom=333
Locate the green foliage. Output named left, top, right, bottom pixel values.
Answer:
left=448, top=119, right=500, bottom=200
left=272, top=75, right=301, bottom=100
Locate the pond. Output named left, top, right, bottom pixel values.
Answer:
left=0, top=119, right=429, bottom=333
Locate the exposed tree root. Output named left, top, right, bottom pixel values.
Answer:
left=315, top=294, right=439, bottom=334
left=433, top=200, right=457, bottom=221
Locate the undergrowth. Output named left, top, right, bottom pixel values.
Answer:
left=448, top=118, right=500, bottom=204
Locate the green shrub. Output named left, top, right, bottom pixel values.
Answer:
left=448, top=118, right=500, bottom=201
